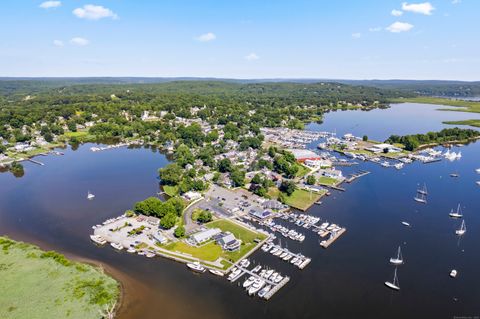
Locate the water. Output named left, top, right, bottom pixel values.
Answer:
left=1, top=103, right=480, bottom=319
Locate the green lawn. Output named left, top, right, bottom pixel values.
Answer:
left=318, top=176, right=338, bottom=186
left=295, top=165, right=311, bottom=178
left=206, top=219, right=266, bottom=263
left=162, top=185, right=179, bottom=197
left=444, top=119, right=480, bottom=128
left=281, top=188, right=323, bottom=211
left=391, top=97, right=480, bottom=113
left=0, top=237, right=119, bottom=319
left=267, top=187, right=280, bottom=199
left=164, top=241, right=222, bottom=262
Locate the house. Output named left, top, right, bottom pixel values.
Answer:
left=153, top=232, right=168, bottom=244
left=304, top=159, right=332, bottom=168
left=322, top=169, right=343, bottom=179
left=191, top=228, right=222, bottom=245
left=217, top=232, right=241, bottom=251
left=288, top=149, right=322, bottom=162
left=249, top=209, right=272, bottom=220
left=183, top=191, right=202, bottom=201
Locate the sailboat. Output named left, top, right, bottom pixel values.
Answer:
left=476, top=168, right=480, bottom=174
left=417, top=183, right=428, bottom=195
left=414, top=192, right=427, bottom=204
left=389, top=246, right=404, bottom=265
left=455, top=220, right=466, bottom=236
left=87, top=191, right=95, bottom=200
left=449, top=204, right=463, bottom=218
left=385, top=268, right=400, bottom=291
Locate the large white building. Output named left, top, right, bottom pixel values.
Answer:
left=191, top=228, right=221, bottom=245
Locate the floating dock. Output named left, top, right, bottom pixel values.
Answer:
left=320, top=228, right=346, bottom=248
left=236, top=265, right=290, bottom=300
left=346, top=170, right=370, bottom=183
left=263, top=276, right=290, bottom=300
left=27, top=158, right=45, bottom=166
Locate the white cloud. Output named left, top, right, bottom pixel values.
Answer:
left=39, top=1, right=61, bottom=9
left=391, top=9, right=403, bottom=16
left=53, top=40, right=64, bottom=47
left=245, top=53, right=259, bottom=61
left=452, top=0, right=461, bottom=4
left=70, top=37, right=89, bottom=46
left=386, top=21, right=414, bottom=33
left=195, top=32, right=216, bottom=42
left=352, top=33, right=361, bottom=39
left=369, top=27, right=382, bottom=32
left=401, top=2, right=435, bottom=15
left=73, top=5, right=118, bottom=20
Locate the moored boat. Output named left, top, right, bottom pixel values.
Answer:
left=187, top=261, right=206, bottom=273
left=455, top=220, right=466, bottom=236
left=389, top=246, right=404, bottom=265
left=209, top=269, right=224, bottom=277
left=90, top=235, right=107, bottom=245
left=449, top=204, right=463, bottom=218
left=385, top=268, right=400, bottom=291
left=110, top=242, right=123, bottom=250
left=450, top=269, right=458, bottom=278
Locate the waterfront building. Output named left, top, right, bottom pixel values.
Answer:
left=191, top=228, right=222, bottom=245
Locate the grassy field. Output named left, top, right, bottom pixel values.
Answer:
left=281, top=188, right=323, bottom=211
left=0, top=237, right=119, bottom=319
left=318, top=176, right=338, bottom=186
left=206, top=219, right=266, bottom=263
left=295, top=165, right=311, bottom=178
left=162, top=185, right=179, bottom=197
left=443, top=119, right=480, bottom=128
left=164, top=241, right=222, bottom=262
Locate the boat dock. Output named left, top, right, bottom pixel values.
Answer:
left=320, top=228, right=346, bottom=248
left=323, top=184, right=346, bottom=192
left=332, top=161, right=358, bottom=166
left=346, top=170, right=371, bottom=183
left=422, top=158, right=442, bottom=164
left=27, top=158, right=44, bottom=166
left=235, top=265, right=290, bottom=300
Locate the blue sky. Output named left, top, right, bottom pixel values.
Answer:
left=1, top=0, right=478, bottom=80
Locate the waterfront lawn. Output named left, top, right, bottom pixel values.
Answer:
left=0, top=237, right=119, bottom=319
left=318, top=176, right=338, bottom=186
left=163, top=185, right=179, bottom=197
left=164, top=241, right=222, bottom=262
left=295, top=165, right=311, bottom=178
left=206, top=219, right=267, bottom=262
left=281, top=189, right=322, bottom=211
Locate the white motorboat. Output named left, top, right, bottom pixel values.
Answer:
left=394, top=163, right=404, bottom=170
left=384, top=268, right=400, bottom=291
left=456, top=220, right=466, bottom=236
left=145, top=252, right=155, bottom=258
left=126, top=247, right=136, bottom=253
left=401, top=221, right=411, bottom=227
left=269, top=272, right=278, bottom=282
left=279, top=252, right=288, bottom=259
left=274, top=275, right=283, bottom=284
left=187, top=261, right=206, bottom=273
left=89, top=235, right=106, bottom=245
left=449, top=204, right=463, bottom=218
left=258, top=285, right=272, bottom=298
left=243, top=276, right=256, bottom=288
left=110, top=242, right=123, bottom=250
left=290, top=257, right=299, bottom=264
left=476, top=168, right=480, bottom=174
left=389, top=246, right=404, bottom=265
left=209, top=269, right=224, bottom=277
left=476, top=181, right=480, bottom=186
left=248, top=279, right=265, bottom=295
left=450, top=269, right=458, bottom=278
left=263, top=269, right=274, bottom=279
left=87, top=191, right=95, bottom=200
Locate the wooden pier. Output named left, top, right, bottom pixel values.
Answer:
left=320, top=228, right=346, bottom=248
left=264, top=276, right=290, bottom=300
left=27, top=158, right=45, bottom=166
left=346, top=170, right=370, bottom=183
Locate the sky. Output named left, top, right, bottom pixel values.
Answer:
left=0, top=0, right=479, bottom=80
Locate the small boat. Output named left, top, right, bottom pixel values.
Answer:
left=449, top=204, right=463, bottom=218
left=243, top=276, right=256, bottom=288
left=384, top=268, right=400, bottom=291
left=450, top=269, right=458, bottom=278
left=417, top=183, right=428, bottom=196
left=87, top=191, right=95, bottom=200
left=389, top=246, right=404, bottom=265
left=127, top=247, right=136, bottom=253
left=263, top=269, right=274, bottom=279
left=187, top=261, right=206, bottom=273
left=89, top=235, right=106, bottom=245
left=248, top=279, right=265, bottom=296
left=455, top=220, right=466, bottom=236
left=414, top=192, right=427, bottom=204
left=258, top=285, right=272, bottom=298
left=145, top=251, right=156, bottom=258
left=476, top=168, right=480, bottom=174
left=209, top=269, right=224, bottom=277
left=394, top=163, right=404, bottom=170
left=274, top=275, right=283, bottom=284
left=110, top=242, right=123, bottom=250
left=476, top=181, right=480, bottom=186
left=450, top=173, right=459, bottom=178
left=401, top=221, right=411, bottom=227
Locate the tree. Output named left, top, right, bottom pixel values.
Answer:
left=174, top=225, right=185, bottom=238
left=197, top=210, right=212, bottom=223
left=133, top=197, right=163, bottom=217
left=362, top=135, right=368, bottom=142
left=280, top=180, right=296, bottom=196
left=230, top=169, right=245, bottom=187
left=306, top=175, right=316, bottom=185
left=174, top=144, right=194, bottom=167
left=218, top=158, right=232, bottom=173
left=158, top=163, right=183, bottom=185
left=160, top=213, right=177, bottom=229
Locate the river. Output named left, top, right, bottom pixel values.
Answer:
left=1, top=103, right=479, bottom=319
